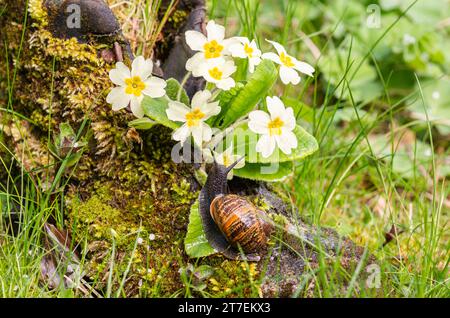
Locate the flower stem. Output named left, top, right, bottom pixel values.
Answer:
left=210, top=88, right=222, bottom=101
left=177, top=71, right=191, bottom=101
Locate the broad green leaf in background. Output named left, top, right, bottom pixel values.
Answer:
left=319, top=46, right=382, bottom=103
left=223, top=123, right=318, bottom=164
left=409, top=78, right=450, bottom=135
left=234, top=161, right=293, bottom=182
left=165, top=78, right=190, bottom=106
left=184, top=200, right=216, bottom=258
left=215, top=60, right=278, bottom=129
left=142, top=97, right=180, bottom=130
left=380, top=0, right=450, bottom=25
left=369, top=135, right=441, bottom=179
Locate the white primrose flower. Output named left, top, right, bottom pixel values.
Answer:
left=107, top=56, right=167, bottom=118
left=262, top=40, right=315, bottom=85
left=198, top=58, right=237, bottom=91
left=166, top=90, right=221, bottom=146
left=229, top=37, right=262, bottom=73
left=213, top=142, right=245, bottom=179
left=248, top=96, right=298, bottom=158
left=185, top=20, right=237, bottom=76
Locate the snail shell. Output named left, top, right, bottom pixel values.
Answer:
left=210, top=194, right=270, bottom=254
left=199, top=160, right=272, bottom=261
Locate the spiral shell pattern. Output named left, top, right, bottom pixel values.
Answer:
left=210, top=194, right=269, bottom=253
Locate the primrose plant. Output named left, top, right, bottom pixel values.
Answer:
left=106, top=20, right=318, bottom=183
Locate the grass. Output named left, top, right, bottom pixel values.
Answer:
left=0, top=0, right=449, bottom=298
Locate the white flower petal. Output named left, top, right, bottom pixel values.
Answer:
left=222, top=60, right=237, bottom=77
left=107, top=86, right=130, bottom=111
left=206, top=20, right=225, bottom=42
left=142, top=77, right=167, bottom=98
left=191, top=90, right=212, bottom=109
left=130, top=95, right=145, bottom=118
left=248, top=110, right=271, bottom=134
left=266, top=39, right=286, bottom=55
left=256, top=135, right=276, bottom=158
left=279, top=66, right=301, bottom=85
left=266, top=96, right=286, bottom=119
left=261, top=52, right=281, bottom=65
left=172, top=124, right=190, bottom=143
left=216, top=77, right=235, bottom=90
left=185, top=31, right=208, bottom=51
left=233, top=36, right=250, bottom=45
left=250, top=40, right=261, bottom=56
left=166, top=101, right=190, bottom=122
left=201, top=123, right=213, bottom=143
left=276, top=130, right=297, bottom=154
left=248, top=56, right=262, bottom=73
left=191, top=126, right=204, bottom=146
left=202, top=101, right=221, bottom=119
left=293, top=60, right=315, bottom=77
left=222, top=38, right=240, bottom=54
left=109, top=62, right=130, bottom=86
left=282, top=107, right=296, bottom=130
left=186, top=52, right=206, bottom=76
left=228, top=43, right=247, bottom=59
left=131, top=56, right=153, bottom=79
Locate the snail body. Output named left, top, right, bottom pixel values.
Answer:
left=199, top=160, right=272, bottom=261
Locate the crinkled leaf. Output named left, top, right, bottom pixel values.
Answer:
left=210, top=82, right=245, bottom=126
left=184, top=200, right=216, bottom=258
left=233, top=161, right=293, bottom=182
left=142, top=97, right=180, bottom=130
left=165, top=78, right=190, bottom=105
left=216, top=60, right=278, bottom=129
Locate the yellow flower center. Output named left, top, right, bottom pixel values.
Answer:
left=125, top=76, right=146, bottom=97
left=222, top=154, right=232, bottom=167
left=268, top=117, right=284, bottom=136
left=280, top=52, right=295, bottom=68
left=208, top=67, right=223, bottom=80
left=203, top=40, right=224, bottom=59
left=244, top=43, right=254, bottom=57
left=185, top=108, right=206, bottom=127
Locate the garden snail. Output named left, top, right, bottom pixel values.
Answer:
left=199, top=160, right=273, bottom=261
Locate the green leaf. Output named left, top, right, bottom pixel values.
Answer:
left=128, top=118, right=157, bottom=130
left=165, top=78, right=190, bottom=105
left=216, top=60, right=278, bottom=129
left=184, top=200, right=216, bottom=258
left=233, top=161, right=293, bottom=182
left=282, top=97, right=315, bottom=123
left=142, top=97, right=180, bottom=130
left=229, top=123, right=318, bottom=163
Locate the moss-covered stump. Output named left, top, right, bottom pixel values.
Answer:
left=0, top=0, right=375, bottom=297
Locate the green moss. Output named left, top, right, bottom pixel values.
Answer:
left=0, top=0, right=272, bottom=298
